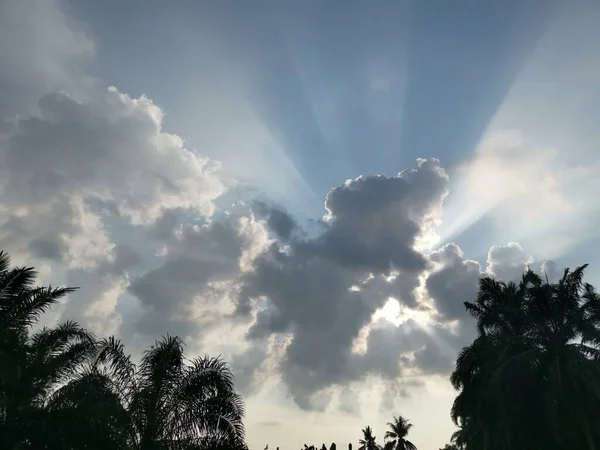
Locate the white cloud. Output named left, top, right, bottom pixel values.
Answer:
left=2, top=6, right=595, bottom=449
left=440, top=129, right=600, bottom=259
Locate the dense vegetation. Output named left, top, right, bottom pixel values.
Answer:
left=448, top=265, right=600, bottom=450
left=0, top=251, right=246, bottom=450
left=2, top=249, right=600, bottom=450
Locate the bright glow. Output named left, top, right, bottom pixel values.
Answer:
left=372, top=297, right=433, bottom=327
left=436, top=5, right=600, bottom=258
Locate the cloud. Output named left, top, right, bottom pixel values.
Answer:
left=232, top=160, right=457, bottom=407
left=426, top=243, right=482, bottom=321
left=0, top=0, right=229, bottom=340
left=485, top=241, right=530, bottom=282
left=441, top=129, right=600, bottom=258
left=125, top=213, right=267, bottom=343
left=0, top=85, right=227, bottom=339
left=252, top=201, right=298, bottom=242
left=0, top=0, right=95, bottom=115
left=3, top=89, right=222, bottom=220
left=256, top=420, right=282, bottom=427
left=313, top=159, right=448, bottom=273
left=338, top=387, right=361, bottom=415
left=0, top=0, right=575, bottom=420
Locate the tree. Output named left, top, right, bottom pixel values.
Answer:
left=384, top=416, right=416, bottom=450
left=358, top=426, right=381, bottom=450
left=0, top=251, right=101, bottom=448
left=438, top=445, right=460, bottom=450
left=94, top=335, right=246, bottom=450
left=451, top=266, right=600, bottom=450
left=0, top=251, right=247, bottom=450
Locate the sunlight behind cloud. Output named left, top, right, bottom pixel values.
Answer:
left=5, top=2, right=600, bottom=450
left=372, top=297, right=433, bottom=328
left=439, top=2, right=600, bottom=260
left=438, top=130, right=569, bottom=245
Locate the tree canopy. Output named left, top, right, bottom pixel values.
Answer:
left=0, top=251, right=247, bottom=450
left=450, top=266, right=600, bottom=450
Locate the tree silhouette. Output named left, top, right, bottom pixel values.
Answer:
left=0, top=251, right=101, bottom=448
left=93, top=335, right=246, bottom=449
left=0, top=251, right=247, bottom=450
left=438, top=444, right=460, bottom=450
left=384, top=416, right=417, bottom=450
left=359, top=426, right=381, bottom=450
left=451, top=266, right=600, bottom=450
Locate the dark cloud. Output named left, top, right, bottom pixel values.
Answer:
left=127, top=218, right=248, bottom=340
left=28, top=235, right=67, bottom=261
left=357, top=319, right=462, bottom=379
left=426, top=243, right=482, bottom=320
left=0, top=0, right=570, bottom=421
left=303, top=159, right=449, bottom=274
left=235, top=160, right=454, bottom=407
left=252, top=201, right=297, bottom=241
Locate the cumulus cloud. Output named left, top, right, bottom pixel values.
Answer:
left=0, top=0, right=226, bottom=338
left=2, top=89, right=222, bottom=222
left=441, top=129, right=600, bottom=258
left=0, top=86, right=226, bottom=271
left=230, top=160, right=459, bottom=407
left=426, top=244, right=481, bottom=321
left=485, top=241, right=530, bottom=282
left=125, top=213, right=268, bottom=343
left=0, top=0, right=573, bottom=419
left=0, top=87, right=225, bottom=336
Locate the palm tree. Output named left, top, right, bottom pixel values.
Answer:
left=384, top=416, right=416, bottom=450
left=0, top=250, right=247, bottom=449
left=451, top=266, right=600, bottom=450
left=358, top=426, right=381, bottom=450
left=0, top=251, right=77, bottom=332
left=94, top=335, right=246, bottom=450
left=0, top=251, right=102, bottom=448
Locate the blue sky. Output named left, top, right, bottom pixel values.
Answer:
left=69, top=0, right=554, bottom=210
left=2, top=1, right=600, bottom=449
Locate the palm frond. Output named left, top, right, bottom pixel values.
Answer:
left=95, top=336, right=137, bottom=402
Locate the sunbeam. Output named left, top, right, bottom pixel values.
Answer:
left=439, top=2, right=600, bottom=259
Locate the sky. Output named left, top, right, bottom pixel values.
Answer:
left=1, top=0, right=600, bottom=449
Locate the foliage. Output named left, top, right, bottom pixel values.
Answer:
left=438, top=445, right=460, bottom=450
left=450, top=266, right=600, bottom=450
left=0, top=251, right=247, bottom=450
left=5, top=248, right=600, bottom=450
left=358, top=426, right=381, bottom=450
left=384, top=416, right=416, bottom=450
